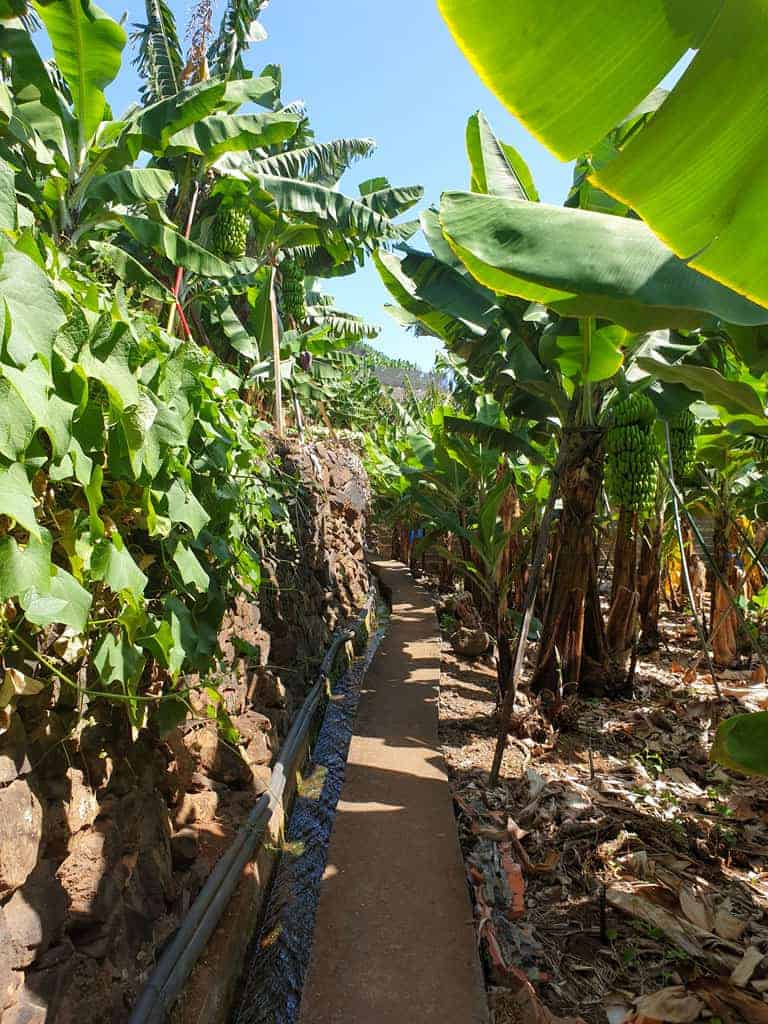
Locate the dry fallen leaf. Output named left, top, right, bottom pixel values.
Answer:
left=634, top=986, right=704, bottom=1024
left=528, top=850, right=560, bottom=875
left=693, top=977, right=768, bottom=1024
left=607, top=886, right=704, bottom=962
left=731, top=946, right=765, bottom=988
left=679, top=883, right=716, bottom=932
left=714, top=902, right=747, bottom=942
left=2, top=667, right=44, bottom=702
left=489, top=971, right=586, bottom=1024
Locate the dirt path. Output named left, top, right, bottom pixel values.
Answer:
left=297, top=562, right=488, bottom=1024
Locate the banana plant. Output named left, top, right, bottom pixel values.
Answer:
left=0, top=9, right=292, bottom=262
left=376, top=109, right=768, bottom=696
left=437, top=1, right=768, bottom=308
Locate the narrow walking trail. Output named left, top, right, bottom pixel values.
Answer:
left=298, top=562, right=488, bottom=1024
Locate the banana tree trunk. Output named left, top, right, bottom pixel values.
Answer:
left=530, top=427, right=611, bottom=696
left=606, top=507, right=639, bottom=669
left=678, top=519, right=696, bottom=608
left=496, top=470, right=524, bottom=615
left=638, top=508, right=663, bottom=650
left=712, top=512, right=739, bottom=667
left=391, top=523, right=408, bottom=563
left=439, top=534, right=455, bottom=591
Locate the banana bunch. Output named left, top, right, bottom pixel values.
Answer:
left=669, top=409, right=698, bottom=481
left=280, top=256, right=306, bottom=323
left=604, top=394, right=659, bottom=514
left=211, top=206, right=249, bottom=258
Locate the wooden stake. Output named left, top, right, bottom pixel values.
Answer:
left=269, top=266, right=285, bottom=438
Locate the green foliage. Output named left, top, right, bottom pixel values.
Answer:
left=436, top=0, right=768, bottom=307
left=438, top=192, right=768, bottom=332
left=131, top=0, right=183, bottom=105
left=0, top=4, right=414, bottom=743
left=712, top=712, right=768, bottom=778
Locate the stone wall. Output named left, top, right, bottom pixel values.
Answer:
left=0, top=440, right=370, bottom=1024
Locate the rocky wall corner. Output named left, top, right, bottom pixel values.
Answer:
left=0, top=439, right=371, bottom=1024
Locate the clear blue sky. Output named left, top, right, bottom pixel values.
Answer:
left=99, top=0, right=575, bottom=369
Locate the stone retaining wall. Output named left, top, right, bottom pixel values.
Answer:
left=0, top=440, right=370, bottom=1024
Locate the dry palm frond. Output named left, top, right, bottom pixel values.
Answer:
left=182, top=0, right=215, bottom=85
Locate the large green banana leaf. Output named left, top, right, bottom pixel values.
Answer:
left=254, top=176, right=406, bottom=242
left=32, top=0, right=125, bottom=151
left=120, top=216, right=255, bottom=280
left=636, top=359, right=765, bottom=418
left=440, top=192, right=768, bottom=332
left=249, top=139, right=376, bottom=187
left=374, top=249, right=490, bottom=346
left=712, top=712, right=768, bottom=777
left=126, top=75, right=278, bottom=155
left=466, top=111, right=535, bottom=200
left=436, top=0, right=768, bottom=307
left=359, top=179, right=425, bottom=219
left=0, top=22, right=72, bottom=156
left=165, top=112, right=299, bottom=163
left=85, top=168, right=175, bottom=205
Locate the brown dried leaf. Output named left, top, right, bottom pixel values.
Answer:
left=714, top=903, right=747, bottom=942
left=731, top=946, right=765, bottom=988
left=489, top=970, right=586, bottom=1024
left=607, top=886, right=704, bottom=961
left=634, top=987, right=704, bottom=1024
left=693, top=978, right=768, bottom=1024
left=528, top=850, right=560, bottom=875
left=679, top=883, right=716, bottom=932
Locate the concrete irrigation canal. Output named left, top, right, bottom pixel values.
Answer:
left=231, top=562, right=487, bottom=1024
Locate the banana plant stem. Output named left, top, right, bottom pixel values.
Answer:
left=662, top=424, right=721, bottom=698
left=660, top=444, right=768, bottom=679
left=489, top=437, right=569, bottom=785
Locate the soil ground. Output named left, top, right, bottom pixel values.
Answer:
left=437, top=601, right=768, bottom=1024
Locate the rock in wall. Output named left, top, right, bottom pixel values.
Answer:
left=0, top=440, right=370, bottom=1024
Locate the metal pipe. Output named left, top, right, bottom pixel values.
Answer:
left=130, top=594, right=375, bottom=1024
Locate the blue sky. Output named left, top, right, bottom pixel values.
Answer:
left=100, top=0, right=575, bottom=369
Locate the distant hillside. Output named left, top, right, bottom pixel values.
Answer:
left=354, top=343, right=446, bottom=397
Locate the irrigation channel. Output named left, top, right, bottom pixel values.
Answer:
left=230, top=588, right=390, bottom=1024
